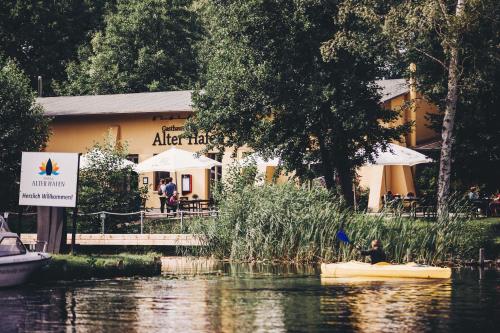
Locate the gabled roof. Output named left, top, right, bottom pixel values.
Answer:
left=375, top=79, right=409, bottom=102
left=37, top=90, right=193, bottom=116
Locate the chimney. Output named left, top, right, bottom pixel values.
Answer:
left=37, top=76, right=43, bottom=97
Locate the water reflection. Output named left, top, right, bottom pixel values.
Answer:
left=321, top=278, right=452, bottom=332
left=0, top=259, right=497, bottom=332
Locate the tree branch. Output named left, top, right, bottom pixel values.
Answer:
left=436, top=0, right=451, bottom=26
left=414, top=47, right=448, bottom=70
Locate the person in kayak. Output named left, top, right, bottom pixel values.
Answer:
left=358, top=240, right=387, bottom=264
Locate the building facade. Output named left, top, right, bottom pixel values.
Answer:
left=37, top=80, right=439, bottom=210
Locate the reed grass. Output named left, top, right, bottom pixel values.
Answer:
left=188, top=182, right=494, bottom=264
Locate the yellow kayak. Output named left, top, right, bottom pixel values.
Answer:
left=321, top=261, right=451, bottom=279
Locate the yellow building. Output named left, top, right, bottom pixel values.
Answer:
left=358, top=79, right=439, bottom=211
left=37, top=79, right=439, bottom=210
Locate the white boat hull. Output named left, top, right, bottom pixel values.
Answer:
left=0, top=253, right=51, bottom=287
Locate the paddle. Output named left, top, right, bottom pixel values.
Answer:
left=337, top=228, right=360, bottom=250
left=336, top=229, right=351, bottom=244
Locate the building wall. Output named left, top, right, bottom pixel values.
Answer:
left=45, top=89, right=440, bottom=212
left=359, top=91, right=439, bottom=212
left=45, top=114, right=229, bottom=208
left=414, top=94, right=440, bottom=145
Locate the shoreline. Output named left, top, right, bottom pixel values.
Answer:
left=34, top=253, right=162, bottom=282
left=30, top=253, right=500, bottom=284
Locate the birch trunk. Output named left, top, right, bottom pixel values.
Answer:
left=437, top=0, right=465, bottom=222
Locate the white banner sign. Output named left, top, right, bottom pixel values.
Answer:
left=19, top=152, right=80, bottom=207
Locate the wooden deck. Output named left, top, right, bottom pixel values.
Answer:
left=20, top=233, right=203, bottom=246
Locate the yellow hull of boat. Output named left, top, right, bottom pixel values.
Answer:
left=321, top=261, right=451, bottom=279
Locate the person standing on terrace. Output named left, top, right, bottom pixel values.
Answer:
left=158, top=179, right=167, bottom=213
left=165, top=177, right=177, bottom=200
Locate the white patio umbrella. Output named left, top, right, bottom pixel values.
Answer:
left=241, top=153, right=280, bottom=167
left=368, top=143, right=433, bottom=166
left=365, top=143, right=433, bottom=202
left=137, top=147, right=222, bottom=196
left=135, top=147, right=222, bottom=173
left=80, top=149, right=137, bottom=171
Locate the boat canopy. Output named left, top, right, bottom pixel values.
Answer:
left=0, top=232, right=27, bottom=257
left=0, top=217, right=10, bottom=232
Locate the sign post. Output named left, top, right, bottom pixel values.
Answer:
left=19, top=152, right=80, bottom=253
left=71, top=154, right=81, bottom=253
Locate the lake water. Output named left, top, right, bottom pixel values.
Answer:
left=1, top=258, right=498, bottom=332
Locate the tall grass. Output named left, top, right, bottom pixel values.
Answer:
left=188, top=181, right=490, bottom=264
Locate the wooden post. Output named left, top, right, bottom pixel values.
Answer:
left=71, top=208, right=77, bottom=253
left=100, top=213, right=106, bottom=234
left=17, top=210, right=22, bottom=236
left=71, top=153, right=81, bottom=254
left=140, top=211, right=144, bottom=234
left=180, top=211, right=184, bottom=231
left=479, top=248, right=485, bottom=267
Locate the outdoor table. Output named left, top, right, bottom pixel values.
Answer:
left=390, top=197, right=420, bottom=217
left=179, top=199, right=212, bottom=212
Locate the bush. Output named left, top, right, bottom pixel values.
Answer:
left=0, top=58, right=50, bottom=211
left=77, top=140, right=147, bottom=232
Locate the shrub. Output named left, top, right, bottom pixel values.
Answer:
left=77, top=139, right=147, bottom=232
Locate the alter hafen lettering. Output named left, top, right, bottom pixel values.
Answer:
left=152, top=131, right=211, bottom=146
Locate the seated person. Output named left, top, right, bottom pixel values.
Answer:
left=489, top=191, right=500, bottom=216
left=358, top=240, right=387, bottom=264
left=468, top=187, right=479, bottom=200
left=384, top=191, right=396, bottom=207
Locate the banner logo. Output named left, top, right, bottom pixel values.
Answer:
left=38, top=158, right=60, bottom=176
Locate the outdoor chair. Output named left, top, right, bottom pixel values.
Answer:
left=382, top=195, right=400, bottom=215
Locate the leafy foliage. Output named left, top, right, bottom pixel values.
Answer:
left=0, top=58, right=50, bottom=210
left=54, top=0, right=202, bottom=95
left=0, top=0, right=114, bottom=96
left=187, top=0, right=409, bottom=205
left=385, top=0, right=500, bottom=192
left=78, top=140, right=146, bottom=232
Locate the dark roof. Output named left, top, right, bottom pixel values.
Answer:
left=414, top=140, right=442, bottom=150
left=375, top=79, right=409, bottom=102
left=38, top=79, right=409, bottom=117
left=37, top=90, right=193, bottom=116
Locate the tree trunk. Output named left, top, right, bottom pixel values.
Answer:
left=437, top=0, right=465, bottom=222
left=317, top=135, right=336, bottom=190
left=337, top=165, right=354, bottom=207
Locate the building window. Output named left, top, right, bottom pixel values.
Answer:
left=126, top=154, right=139, bottom=164
left=154, top=172, right=170, bottom=191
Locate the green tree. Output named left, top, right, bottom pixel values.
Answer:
left=78, top=140, right=146, bottom=232
left=0, top=0, right=114, bottom=96
left=55, top=0, right=202, bottom=95
left=385, top=0, right=500, bottom=216
left=0, top=58, right=51, bottom=210
left=187, top=0, right=409, bottom=205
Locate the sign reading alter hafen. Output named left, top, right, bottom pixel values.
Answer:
left=19, top=152, right=79, bottom=207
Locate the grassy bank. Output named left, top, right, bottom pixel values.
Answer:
left=35, top=253, right=162, bottom=282
left=187, top=182, right=499, bottom=264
